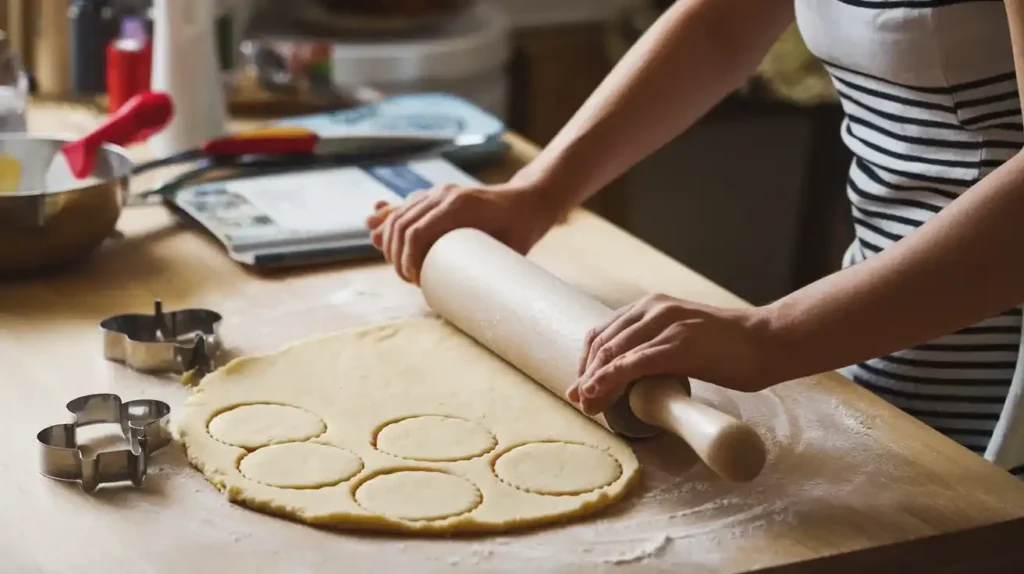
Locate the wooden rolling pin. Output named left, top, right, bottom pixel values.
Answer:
left=419, top=228, right=768, bottom=482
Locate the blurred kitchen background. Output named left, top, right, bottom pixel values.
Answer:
left=0, top=0, right=851, bottom=306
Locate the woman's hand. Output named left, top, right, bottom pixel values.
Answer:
left=569, top=294, right=780, bottom=415
left=365, top=181, right=563, bottom=284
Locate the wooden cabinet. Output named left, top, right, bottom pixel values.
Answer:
left=620, top=96, right=853, bottom=305
left=506, top=22, right=613, bottom=145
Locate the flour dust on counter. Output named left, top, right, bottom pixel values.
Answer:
left=164, top=234, right=979, bottom=570
left=413, top=376, right=922, bottom=571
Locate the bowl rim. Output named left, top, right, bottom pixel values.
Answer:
left=0, top=133, right=134, bottom=198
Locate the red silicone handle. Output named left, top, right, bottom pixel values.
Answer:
left=201, top=132, right=320, bottom=157
left=90, top=91, right=173, bottom=147
left=62, top=91, right=174, bottom=179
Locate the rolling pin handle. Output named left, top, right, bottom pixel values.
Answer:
left=627, top=377, right=768, bottom=482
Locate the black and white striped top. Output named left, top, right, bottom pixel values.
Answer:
left=795, top=0, right=1024, bottom=466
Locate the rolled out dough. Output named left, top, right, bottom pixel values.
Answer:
left=177, top=318, right=640, bottom=534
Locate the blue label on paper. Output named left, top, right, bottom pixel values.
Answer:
left=273, top=93, right=503, bottom=140
left=270, top=93, right=508, bottom=169
left=363, top=165, right=433, bottom=198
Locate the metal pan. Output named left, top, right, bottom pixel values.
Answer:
left=0, top=134, right=133, bottom=277
left=0, top=131, right=467, bottom=276
left=0, top=92, right=172, bottom=277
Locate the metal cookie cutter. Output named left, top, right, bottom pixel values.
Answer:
left=37, top=393, right=172, bottom=492
left=101, top=299, right=223, bottom=375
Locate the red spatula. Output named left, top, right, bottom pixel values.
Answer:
left=44, top=91, right=173, bottom=188
left=131, top=126, right=454, bottom=174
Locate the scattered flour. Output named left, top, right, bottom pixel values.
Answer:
left=599, top=534, right=671, bottom=564
left=432, top=380, right=910, bottom=571
left=160, top=344, right=908, bottom=572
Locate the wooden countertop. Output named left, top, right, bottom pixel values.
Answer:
left=3, top=102, right=1024, bottom=573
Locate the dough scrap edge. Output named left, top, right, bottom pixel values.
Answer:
left=180, top=428, right=642, bottom=535
left=175, top=316, right=644, bottom=535
left=186, top=446, right=642, bottom=536
left=177, top=317, right=439, bottom=400
left=173, top=318, right=455, bottom=444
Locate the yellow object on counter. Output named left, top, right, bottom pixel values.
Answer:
left=0, top=154, right=23, bottom=193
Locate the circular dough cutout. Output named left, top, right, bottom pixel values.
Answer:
left=207, top=404, right=325, bottom=449
left=375, top=416, right=497, bottom=462
left=239, top=443, right=363, bottom=489
left=354, top=471, right=481, bottom=521
left=494, top=442, right=622, bottom=495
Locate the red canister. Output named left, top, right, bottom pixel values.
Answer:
left=106, top=17, right=152, bottom=113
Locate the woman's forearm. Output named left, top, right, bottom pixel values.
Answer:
left=761, top=153, right=1024, bottom=385
left=515, top=0, right=794, bottom=210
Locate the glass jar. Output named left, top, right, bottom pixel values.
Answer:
left=0, top=30, right=29, bottom=134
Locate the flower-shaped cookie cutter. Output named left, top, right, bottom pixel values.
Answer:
left=100, top=299, right=223, bottom=376
left=36, top=393, right=172, bottom=492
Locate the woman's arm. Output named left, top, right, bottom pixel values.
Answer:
left=573, top=131, right=1024, bottom=412
left=763, top=150, right=1024, bottom=384
left=366, top=0, right=793, bottom=284
left=759, top=5, right=1024, bottom=384
left=516, top=0, right=794, bottom=212
left=570, top=2, right=1024, bottom=408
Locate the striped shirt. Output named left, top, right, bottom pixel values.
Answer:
left=795, top=0, right=1024, bottom=466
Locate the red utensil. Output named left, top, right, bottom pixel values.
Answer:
left=131, top=126, right=452, bottom=174
left=48, top=91, right=173, bottom=183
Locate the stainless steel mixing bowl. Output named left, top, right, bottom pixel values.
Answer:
left=0, top=134, right=132, bottom=276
